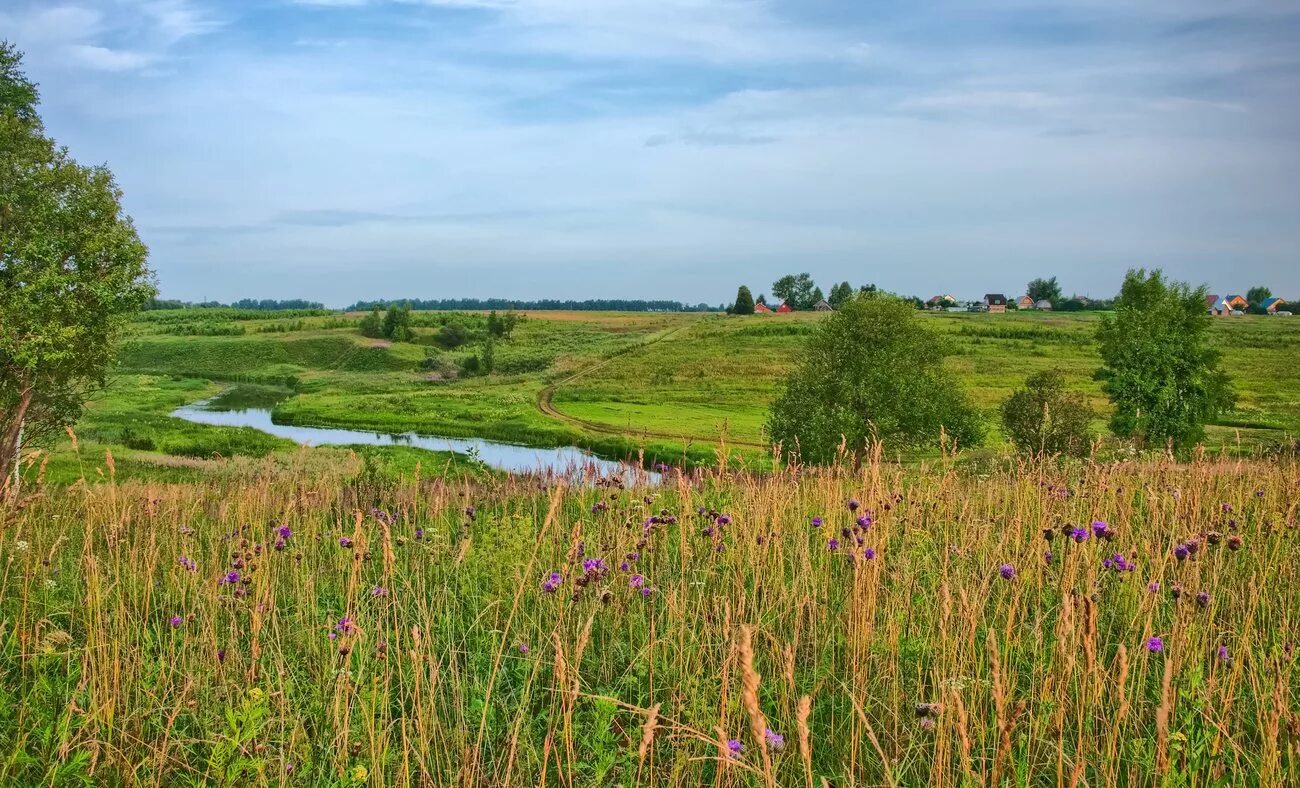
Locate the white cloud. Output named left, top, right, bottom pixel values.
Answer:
left=66, top=44, right=153, bottom=71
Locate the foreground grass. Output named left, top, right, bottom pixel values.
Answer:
left=2, top=454, right=1298, bottom=784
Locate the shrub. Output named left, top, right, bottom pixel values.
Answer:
left=1000, top=370, right=1095, bottom=456
left=767, top=293, right=984, bottom=463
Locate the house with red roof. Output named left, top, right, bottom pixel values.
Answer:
left=776, top=302, right=794, bottom=313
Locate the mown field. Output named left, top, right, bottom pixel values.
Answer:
left=21, top=307, right=1300, bottom=484
left=2, top=455, right=1297, bottom=784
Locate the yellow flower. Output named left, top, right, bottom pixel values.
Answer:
left=351, top=765, right=369, bottom=783
left=247, top=687, right=265, bottom=703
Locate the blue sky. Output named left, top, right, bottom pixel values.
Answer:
left=5, top=0, right=1299, bottom=305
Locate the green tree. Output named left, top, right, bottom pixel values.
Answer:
left=756, top=293, right=768, bottom=306
left=1, top=44, right=155, bottom=486
left=381, top=302, right=412, bottom=341
left=1000, top=370, right=1095, bottom=456
left=766, top=294, right=984, bottom=463
left=828, top=281, right=853, bottom=308
left=438, top=321, right=470, bottom=348
left=1096, top=269, right=1234, bottom=450
left=486, top=310, right=504, bottom=336
left=500, top=310, right=520, bottom=338
left=732, top=285, right=755, bottom=315
left=771, top=273, right=816, bottom=310
left=480, top=337, right=495, bottom=375
left=358, top=308, right=383, bottom=338
left=1027, top=276, right=1063, bottom=304
left=1245, top=286, right=1272, bottom=307
left=811, top=286, right=825, bottom=306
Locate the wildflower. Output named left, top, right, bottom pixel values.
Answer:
left=716, top=514, right=732, bottom=526
left=1147, top=636, right=1164, bottom=653
left=1206, top=531, right=1222, bottom=546
left=274, top=539, right=286, bottom=552
left=169, top=615, right=183, bottom=628
left=727, top=739, right=743, bottom=758
left=811, top=516, right=823, bottom=528
left=857, top=514, right=872, bottom=529
left=848, top=498, right=860, bottom=511
left=1044, top=550, right=1053, bottom=564
left=999, top=564, right=1015, bottom=580
left=919, top=717, right=936, bottom=731
left=518, top=643, right=529, bottom=654
left=464, top=506, right=476, bottom=519
left=1170, top=583, right=1183, bottom=600
left=277, top=524, right=292, bottom=540
left=1148, top=581, right=1160, bottom=593
left=828, top=538, right=840, bottom=551
left=1091, top=520, right=1111, bottom=539
left=541, top=572, right=563, bottom=593
left=351, top=765, right=369, bottom=783
left=336, top=617, right=355, bottom=635
left=582, top=558, right=608, bottom=576
left=1069, top=527, right=1089, bottom=543
left=863, top=548, right=876, bottom=560
left=619, top=561, right=630, bottom=571
left=217, top=648, right=227, bottom=663
left=220, top=570, right=240, bottom=585
left=640, top=586, right=653, bottom=598
left=339, top=536, right=354, bottom=549
left=1227, top=535, right=1243, bottom=551
left=178, top=556, right=197, bottom=572
left=1195, top=590, right=1210, bottom=609
left=15, top=540, right=29, bottom=552
left=629, top=574, right=645, bottom=589
left=1217, top=645, right=1229, bottom=663
left=1173, top=544, right=1190, bottom=561
left=764, top=729, right=785, bottom=751
left=370, top=586, right=387, bottom=598
left=414, top=527, right=424, bottom=541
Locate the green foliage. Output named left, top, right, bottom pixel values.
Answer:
left=438, top=321, right=473, bottom=349
left=1096, top=269, right=1235, bottom=450
left=827, top=281, right=854, bottom=308
left=208, top=688, right=271, bottom=785
left=1000, top=369, right=1095, bottom=456
left=767, top=294, right=984, bottom=462
left=381, top=303, right=413, bottom=341
left=732, top=285, right=755, bottom=315
left=359, top=308, right=383, bottom=338
left=771, top=273, right=817, bottom=310
left=0, top=48, right=155, bottom=481
left=1245, top=286, right=1272, bottom=307
left=1027, top=276, right=1063, bottom=304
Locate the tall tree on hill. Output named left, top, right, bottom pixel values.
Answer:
left=756, top=293, right=768, bottom=306
left=1, top=43, right=155, bottom=490
left=1027, top=276, right=1063, bottom=303
left=1096, top=269, right=1234, bottom=450
left=771, top=273, right=816, bottom=310
left=827, top=281, right=853, bottom=308
left=732, top=285, right=755, bottom=315
left=767, top=294, right=984, bottom=463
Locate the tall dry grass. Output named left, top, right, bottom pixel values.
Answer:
left=1, top=452, right=1298, bottom=785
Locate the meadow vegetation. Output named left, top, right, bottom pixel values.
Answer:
left=2, top=454, right=1298, bottom=784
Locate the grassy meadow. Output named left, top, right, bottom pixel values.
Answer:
left=2, top=454, right=1298, bottom=784
left=20, top=306, right=1300, bottom=485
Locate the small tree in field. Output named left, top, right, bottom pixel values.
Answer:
left=1000, top=370, right=1095, bottom=456
left=1096, top=269, right=1234, bottom=450
left=1027, top=276, right=1063, bottom=304
left=381, top=302, right=412, bottom=341
left=359, top=308, right=383, bottom=338
left=732, top=285, right=755, bottom=315
left=766, top=294, right=984, bottom=463
left=1, top=44, right=155, bottom=487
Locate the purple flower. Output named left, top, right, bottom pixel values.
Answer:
left=336, top=617, right=354, bottom=635
left=1196, top=590, right=1210, bottom=609
left=1217, top=644, right=1229, bottom=662
left=1148, top=581, right=1160, bottom=593
left=863, top=548, right=876, bottom=560
left=1091, top=520, right=1109, bottom=537
left=640, top=586, right=653, bottom=598
left=277, top=524, right=292, bottom=540
left=169, top=615, right=183, bottom=628
left=727, top=739, right=744, bottom=758
left=764, top=729, right=785, bottom=751
left=1147, top=636, right=1164, bottom=653
left=518, top=643, right=530, bottom=654
left=371, top=585, right=388, bottom=597
left=629, top=574, right=645, bottom=589
left=856, top=515, right=872, bottom=529
left=178, top=556, right=197, bottom=572
left=999, top=563, right=1015, bottom=580
left=811, top=516, right=824, bottom=528
left=582, top=558, right=608, bottom=576
left=1044, top=550, right=1054, bottom=564
left=1069, top=527, right=1089, bottom=543
left=464, top=506, right=476, bottom=519
left=1174, top=544, right=1190, bottom=561
left=220, top=570, right=240, bottom=585
left=716, top=514, right=732, bottom=526
left=848, top=498, right=860, bottom=511
left=414, top=527, right=424, bottom=541
left=339, top=536, right=354, bottom=549
left=828, top=538, right=840, bottom=551
left=541, top=572, right=563, bottom=593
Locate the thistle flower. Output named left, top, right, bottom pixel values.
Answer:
left=178, top=556, right=197, bottom=572
left=848, top=498, right=860, bottom=511
left=828, top=538, right=840, bottom=551
left=863, top=547, right=876, bottom=560
left=339, top=536, right=354, bottom=549
left=727, top=739, right=743, bottom=758
left=541, top=572, right=563, bottom=593
left=1227, top=535, right=1243, bottom=551
left=582, top=557, right=608, bottom=576
left=1148, top=581, right=1160, bottom=593
left=640, top=586, right=653, bottom=598
left=277, top=525, right=292, bottom=540
left=999, top=563, right=1015, bottom=580
left=1217, top=644, right=1229, bottom=663
left=811, top=516, right=823, bottom=528
left=414, top=527, right=425, bottom=541
left=220, top=570, right=240, bottom=585
left=1147, top=636, right=1164, bottom=653
left=1044, top=550, right=1054, bottom=564
left=169, top=615, right=183, bottom=628
left=370, top=585, right=387, bottom=597
left=629, top=574, right=645, bottom=589
left=857, top=515, right=872, bottom=529
left=716, top=514, right=732, bottom=526
left=518, top=643, right=530, bottom=654
left=1069, top=527, right=1089, bottom=543
left=1195, top=590, right=1210, bottom=609
left=1174, top=544, right=1190, bottom=561
left=764, top=729, right=785, bottom=751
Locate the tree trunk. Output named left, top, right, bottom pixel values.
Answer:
left=0, top=384, right=33, bottom=495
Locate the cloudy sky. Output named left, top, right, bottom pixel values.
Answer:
left=5, top=0, right=1299, bottom=305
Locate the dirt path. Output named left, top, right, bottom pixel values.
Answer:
left=535, top=324, right=768, bottom=450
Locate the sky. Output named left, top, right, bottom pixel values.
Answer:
left=4, top=0, right=1299, bottom=306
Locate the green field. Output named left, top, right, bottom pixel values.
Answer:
left=24, top=307, right=1300, bottom=483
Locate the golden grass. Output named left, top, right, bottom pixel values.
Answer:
left=1, top=452, right=1298, bottom=784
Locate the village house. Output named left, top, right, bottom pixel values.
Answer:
left=1016, top=295, right=1035, bottom=309
left=776, top=302, right=794, bottom=313
left=754, top=302, right=773, bottom=313
left=1035, top=299, right=1053, bottom=311
left=1262, top=297, right=1287, bottom=314
left=813, top=299, right=834, bottom=312
left=983, top=294, right=1008, bottom=313
left=1208, top=295, right=1231, bottom=316
left=1224, top=295, right=1249, bottom=311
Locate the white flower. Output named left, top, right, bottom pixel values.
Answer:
left=15, top=540, right=28, bottom=552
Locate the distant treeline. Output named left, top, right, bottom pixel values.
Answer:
left=345, top=298, right=717, bottom=312
left=145, top=298, right=326, bottom=311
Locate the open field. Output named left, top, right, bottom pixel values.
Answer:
left=2, top=456, right=1298, bottom=784
left=20, top=308, right=1300, bottom=484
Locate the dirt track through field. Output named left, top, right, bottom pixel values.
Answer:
left=535, top=324, right=768, bottom=450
